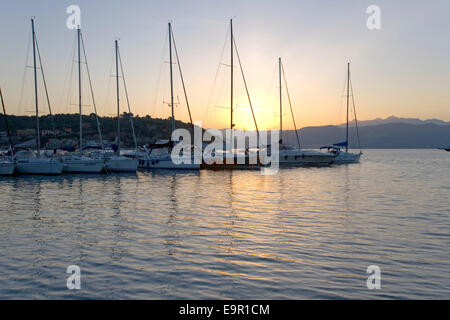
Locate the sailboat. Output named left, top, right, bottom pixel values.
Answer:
left=61, top=27, right=104, bottom=173
left=276, top=58, right=336, bottom=166
left=104, top=39, right=138, bottom=172
left=0, top=87, right=15, bottom=175
left=321, top=63, right=362, bottom=164
left=202, top=19, right=263, bottom=169
left=15, top=18, right=63, bottom=175
left=136, top=22, right=200, bottom=170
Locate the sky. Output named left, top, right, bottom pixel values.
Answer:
left=0, top=0, right=449, bottom=130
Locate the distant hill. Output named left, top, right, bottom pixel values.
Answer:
left=0, top=113, right=194, bottom=147
left=1, top=114, right=449, bottom=149
left=282, top=122, right=450, bottom=149
left=340, top=116, right=450, bottom=127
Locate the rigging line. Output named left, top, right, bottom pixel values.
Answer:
left=117, top=47, right=138, bottom=151
left=337, top=75, right=347, bottom=125
left=80, top=31, right=104, bottom=150
left=263, top=61, right=277, bottom=111
left=63, top=33, right=77, bottom=118
left=232, top=36, right=260, bottom=146
left=0, top=87, right=14, bottom=152
left=101, top=46, right=114, bottom=120
left=204, top=25, right=230, bottom=127
left=281, top=61, right=301, bottom=149
left=150, top=28, right=169, bottom=118
left=349, top=74, right=361, bottom=151
left=18, top=31, right=32, bottom=115
left=34, top=33, right=56, bottom=139
left=171, top=27, right=193, bottom=128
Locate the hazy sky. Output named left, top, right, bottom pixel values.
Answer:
left=0, top=0, right=449, bottom=130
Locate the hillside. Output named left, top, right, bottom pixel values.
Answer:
left=0, top=113, right=194, bottom=147
left=283, top=123, right=450, bottom=149
left=1, top=114, right=449, bottom=149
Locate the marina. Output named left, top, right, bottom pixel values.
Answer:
left=0, top=1, right=449, bottom=303
left=0, top=19, right=367, bottom=177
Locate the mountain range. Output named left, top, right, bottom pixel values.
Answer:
left=282, top=117, right=450, bottom=149
left=1, top=114, right=449, bottom=149
left=338, top=116, right=450, bottom=127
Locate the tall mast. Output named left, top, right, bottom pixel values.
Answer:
left=279, top=57, right=282, bottom=144
left=346, top=62, right=350, bottom=152
left=31, top=18, right=40, bottom=156
left=168, top=22, right=175, bottom=133
left=78, top=27, right=82, bottom=151
left=230, top=19, right=234, bottom=130
left=115, top=39, right=120, bottom=154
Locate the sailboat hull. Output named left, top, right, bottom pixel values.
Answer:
left=138, top=156, right=200, bottom=170
left=278, top=149, right=335, bottom=166
left=105, top=156, right=139, bottom=172
left=333, top=151, right=361, bottom=164
left=16, top=158, right=63, bottom=175
left=62, top=157, right=104, bottom=173
left=0, top=161, right=15, bottom=175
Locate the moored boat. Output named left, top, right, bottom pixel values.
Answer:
left=136, top=23, right=200, bottom=170
left=105, top=153, right=138, bottom=172
left=14, top=19, right=62, bottom=176
left=322, top=63, right=362, bottom=164
left=0, top=87, right=15, bottom=175
left=275, top=57, right=335, bottom=167
left=15, top=150, right=62, bottom=175
left=61, top=153, right=104, bottom=173
left=0, top=159, right=15, bottom=175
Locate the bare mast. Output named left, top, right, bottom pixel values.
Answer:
left=230, top=19, right=234, bottom=130
left=115, top=39, right=120, bottom=154
left=168, top=23, right=175, bottom=134
left=78, top=27, right=82, bottom=151
left=279, top=57, right=282, bottom=145
left=31, top=18, right=40, bottom=156
left=346, top=62, right=350, bottom=152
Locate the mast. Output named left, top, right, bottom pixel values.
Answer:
left=0, top=88, right=14, bottom=154
left=78, top=27, right=82, bottom=151
left=168, top=22, right=175, bottom=133
left=346, top=62, right=350, bottom=152
left=31, top=18, right=40, bottom=156
left=115, top=39, right=120, bottom=154
left=279, top=57, right=282, bottom=144
left=230, top=19, right=234, bottom=130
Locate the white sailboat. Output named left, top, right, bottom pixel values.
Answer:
left=62, top=153, right=104, bottom=173
left=0, top=158, right=14, bottom=175
left=15, top=18, right=63, bottom=175
left=201, top=19, right=265, bottom=169
left=136, top=23, right=200, bottom=170
left=321, top=63, right=362, bottom=164
left=135, top=140, right=200, bottom=170
left=15, top=150, right=62, bottom=175
left=104, top=39, right=138, bottom=173
left=62, top=27, right=104, bottom=173
left=276, top=58, right=335, bottom=166
left=0, top=87, right=15, bottom=175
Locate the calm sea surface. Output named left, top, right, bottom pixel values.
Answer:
left=0, top=149, right=449, bottom=299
